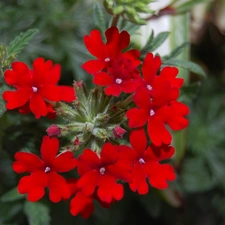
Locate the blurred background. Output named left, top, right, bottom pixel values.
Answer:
left=0, top=0, right=225, bottom=225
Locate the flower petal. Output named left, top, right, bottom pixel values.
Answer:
left=133, top=87, right=151, bottom=110
left=82, top=60, right=105, bottom=74
left=13, top=152, right=44, bottom=173
left=93, top=72, right=114, bottom=86
left=47, top=172, right=71, bottom=202
left=126, top=108, right=148, bottom=128
left=100, top=142, right=118, bottom=165
left=70, top=192, right=94, bottom=218
left=53, top=151, right=77, bottom=172
left=29, top=93, right=48, bottom=119
left=18, top=171, right=47, bottom=202
left=3, top=89, right=31, bottom=110
left=40, top=136, right=59, bottom=165
left=130, top=129, right=147, bottom=156
left=104, top=84, right=121, bottom=96
left=57, top=86, right=76, bottom=102
left=147, top=117, right=172, bottom=146
left=84, top=30, right=105, bottom=59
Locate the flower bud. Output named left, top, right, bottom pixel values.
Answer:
left=113, top=125, right=126, bottom=139
left=46, top=124, right=61, bottom=137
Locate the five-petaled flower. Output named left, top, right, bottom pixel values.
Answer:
left=119, top=129, right=176, bottom=194
left=82, top=26, right=140, bottom=74
left=12, top=136, right=77, bottom=202
left=2, top=57, right=76, bottom=119
left=76, top=142, right=132, bottom=203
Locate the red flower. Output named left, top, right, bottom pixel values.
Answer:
left=139, top=53, right=183, bottom=101
left=67, top=178, right=111, bottom=218
left=82, top=26, right=140, bottom=74
left=93, top=56, right=141, bottom=96
left=12, top=136, right=77, bottom=202
left=3, top=58, right=76, bottom=119
left=76, top=142, right=132, bottom=203
left=119, top=129, right=176, bottom=194
left=126, top=87, right=189, bottom=146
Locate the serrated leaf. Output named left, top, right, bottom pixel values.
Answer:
left=7, top=29, right=39, bottom=57
left=24, top=201, right=51, bottom=225
left=149, top=31, right=170, bottom=52
left=163, top=42, right=189, bottom=60
left=163, top=58, right=206, bottom=77
left=0, top=187, right=25, bottom=202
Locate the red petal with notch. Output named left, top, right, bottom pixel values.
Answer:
left=18, top=171, right=47, bottom=202
left=29, top=93, right=48, bottom=119
left=84, top=30, right=105, bottom=59
left=130, top=129, right=147, bottom=156
left=47, top=171, right=71, bottom=202
left=40, top=136, right=59, bottom=165
left=104, top=84, right=121, bottom=96
left=147, top=117, right=172, bottom=146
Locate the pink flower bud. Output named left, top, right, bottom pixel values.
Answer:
left=74, top=137, right=80, bottom=146
left=46, top=124, right=61, bottom=137
left=113, top=126, right=126, bottom=139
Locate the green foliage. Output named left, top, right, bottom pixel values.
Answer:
left=24, top=201, right=51, bottom=225
left=163, top=58, right=206, bottom=77
left=104, top=0, right=155, bottom=24
left=7, top=29, right=39, bottom=58
left=0, top=187, right=25, bottom=203
left=141, top=31, right=170, bottom=55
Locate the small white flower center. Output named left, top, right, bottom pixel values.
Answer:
left=32, top=86, right=38, bottom=92
left=45, top=167, right=51, bottom=173
left=139, top=158, right=145, bottom=164
left=150, top=109, right=155, bottom=116
left=105, top=57, right=110, bottom=62
left=147, top=84, right=152, bottom=91
left=115, top=78, right=122, bottom=84
left=99, top=167, right=106, bottom=175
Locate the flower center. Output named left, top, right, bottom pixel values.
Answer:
left=32, top=86, right=38, bottom=92
left=115, top=78, right=122, bottom=84
left=147, top=84, right=152, bottom=91
left=44, top=166, right=51, bottom=173
left=105, top=57, right=110, bottom=62
left=139, top=158, right=145, bottom=164
left=150, top=109, right=155, bottom=116
left=99, top=167, right=106, bottom=175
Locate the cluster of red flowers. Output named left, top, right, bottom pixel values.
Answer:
left=4, top=26, right=189, bottom=218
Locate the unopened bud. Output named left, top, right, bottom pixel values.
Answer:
left=74, top=137, right=80, bottom=146
left=113, top=125, right=126, bottom=139
left=46, top=124, right=61, bottom=137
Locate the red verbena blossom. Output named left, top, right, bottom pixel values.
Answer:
left=126, top=87, right=189, bottom=146
left=140, top=53, right=184, bottom=98
left=67, top=178, right=111, bottom=218
left=119, top=129, right=176, bottom=194
left=82, top=26, right=140, bottom=74
left=3, top=58, right=76, bottom=119
left=12, top=136, right=77, bottom=202
left=93, top=56, right=141, bottom=96
left=76, top=142, right=132, bottom=203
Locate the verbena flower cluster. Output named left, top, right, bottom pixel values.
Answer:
left=2, top=27, right=189, bottom=218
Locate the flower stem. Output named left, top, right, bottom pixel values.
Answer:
left=111, top=15, right=120, bottom=27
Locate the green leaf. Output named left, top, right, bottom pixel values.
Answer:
left=175, top=0, right=210, bottom=13
left=163, top=58, right=206, bottom=77
left=163, top=42, right=189, bottom=60
left=93, top=3, right=107, bottom=33
left=149, top=31, right=170, bottom=52
left=24, top=201, right=51, bottom=225
left=7, top=29, right=39, bottom=57
left=0, top=187, right=25, bottom=202
left=0, top=202, right=23, bottom=223
left=180, top=158, right=215, bottom=193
